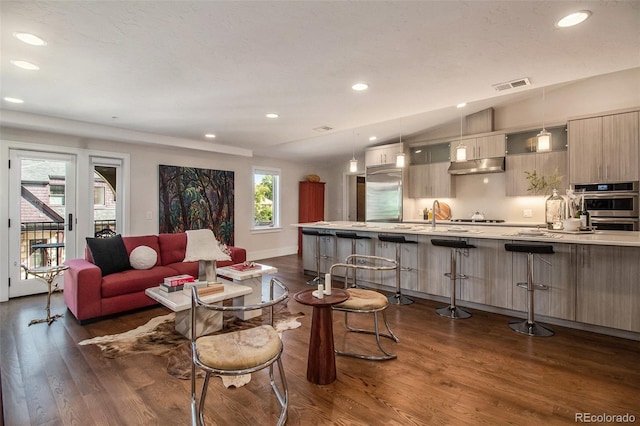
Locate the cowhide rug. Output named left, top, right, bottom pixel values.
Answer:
left=79, top=306, right=303, bottom=388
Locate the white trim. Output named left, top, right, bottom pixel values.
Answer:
left=251, top=166, right=281, bottom=230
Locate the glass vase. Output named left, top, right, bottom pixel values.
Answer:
left=545, top=188, right=566, bottom=230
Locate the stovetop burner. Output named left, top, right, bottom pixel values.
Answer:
left=451, top=219, right=505, bottom=223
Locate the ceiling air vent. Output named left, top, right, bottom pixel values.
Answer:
left=492, top=77, right=531, bottom=92
left=313, top=126, right=333, bottom=132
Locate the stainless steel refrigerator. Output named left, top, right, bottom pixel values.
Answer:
left=365, top=165, right=403, bottom=222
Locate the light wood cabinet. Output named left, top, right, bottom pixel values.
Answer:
left=408, top=162, right=455, bottom=198
left=450, top=134, right=505, bottom=161
left=374, top=237, right=419, bottom=292
left=334, top=234, right=373, bottom=283
left=505, top=151, right=567, bottom=196
left=576, top=244, right=640, bottom=332
left=568, top=111, right=639, bottom=183
left=365, top=143, right=403, bottom=167
left=510, top=243, right=576, bottom=320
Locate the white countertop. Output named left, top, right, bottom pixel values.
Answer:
left=295, top=221, right=640, bottom=247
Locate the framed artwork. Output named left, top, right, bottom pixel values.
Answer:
left=158, top=165, right=235, bottom=245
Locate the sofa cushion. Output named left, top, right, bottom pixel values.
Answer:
left=158, top=233, right=187, bottom=266
left=122, top=235, right=161, bottom=267
left=101, top=266, right=177, bottom=298
left=129, top=246, right=157, bottom=270
left=86, top=235, right=131, bottom=276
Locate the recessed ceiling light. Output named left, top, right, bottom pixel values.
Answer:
left=369, top=136, right=377, bottom=141
left=13, top=32, right=47, bottom=46
left=457, top=102, right=467, bottom=108
left=205, top=134, right=216, bottom=139
left=10, top=60, right=39, bottom=71
left=352, top=83, right=369, bottom=91
left=556, top=10, right=591, bottom=28
left=4, top=97, right=25, bottom=104
left=266, top=113, right=279, bottom=119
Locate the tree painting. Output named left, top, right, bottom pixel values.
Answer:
left=158, top=165, right=234, bottom=245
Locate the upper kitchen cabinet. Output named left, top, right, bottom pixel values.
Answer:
left=365, top=143, right=404, bottom=167
left=450, top=134, right=505, bottom=161
left=505, top=126, right=568, bottom=196
left=408, top=162, right=455, bottom=198
left=409, top=142, right=450, bottom=165
left=568, top=111, right=639, bottom=184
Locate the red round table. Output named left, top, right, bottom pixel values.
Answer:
left=294, top=288, right=348, bottom=385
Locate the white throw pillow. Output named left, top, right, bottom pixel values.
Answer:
left=129, top=245, right=157, bottom=270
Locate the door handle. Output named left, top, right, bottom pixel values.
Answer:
left=68, top=213, right=73, bottom=231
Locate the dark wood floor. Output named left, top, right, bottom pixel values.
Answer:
left=1, top=254, right=639, bottom=425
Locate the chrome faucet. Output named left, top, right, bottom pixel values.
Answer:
left=432, top=200, right=440, bottom=230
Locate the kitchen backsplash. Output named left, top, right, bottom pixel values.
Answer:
left=405, top=173, right=547, bottom=223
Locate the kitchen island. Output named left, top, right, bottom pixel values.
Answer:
left=295, top=221, right=640, bottom=339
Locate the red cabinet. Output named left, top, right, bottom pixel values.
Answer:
left=298, top=181, right=325, bottom=254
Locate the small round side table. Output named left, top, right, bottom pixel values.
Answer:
left=294, top=288, right=348, bottom=385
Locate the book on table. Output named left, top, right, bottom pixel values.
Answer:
left=184, top=282, right=225, bottom=296
left=164, top=274, right=195, bottom=286
left=230, top=262, right=260, bottom=272
left=159, top=283, right=184, bottom=293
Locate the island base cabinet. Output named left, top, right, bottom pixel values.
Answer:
left=301, top=232, right=336, bottom=277
left=334, top=235, right=374, bottom=283
left=458, top=239, right=512, bottom=309
left=577, top=245, right=640, bottom=332
left=510, top=243, right=576, bottom=321
left=374, top=238, right=419, bottom=293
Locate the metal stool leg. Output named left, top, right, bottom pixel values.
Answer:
left=387, top=242, right=414, bottom=305
left=307, top=235, right=324, bottom=285
left=509, top=252, right=554, bottom=337
left=436, top=248, right=471, bottom=319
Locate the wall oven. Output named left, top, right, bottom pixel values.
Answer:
left=573, top=182, right=639, bottom=231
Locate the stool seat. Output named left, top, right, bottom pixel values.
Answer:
left=431, top=239, right=476, bottom=249
left=505, top=243, right=554, bottom=254
left=336, top=232, right=371, bottom=240
left=301, top=228, right=320, bottom=236
left=378, top=234, right=417, bottom=244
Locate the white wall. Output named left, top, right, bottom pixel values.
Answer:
left=0, top=126, right=331, bottom=261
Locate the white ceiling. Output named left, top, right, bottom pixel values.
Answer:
left=1, top=1, right=639, bottom=163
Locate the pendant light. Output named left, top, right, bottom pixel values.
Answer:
left=536, top=88, right=552, bottom=152
left=349, top=130, right=358, bottom=172
left=455, top=106, right=467, bottom=162
left=396, top=119, right=406, bottom=168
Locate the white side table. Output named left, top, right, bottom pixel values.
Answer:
left=216, top=263, right=278, bottom=319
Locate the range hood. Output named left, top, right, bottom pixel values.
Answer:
left=448, top=157, right=505, bottom=175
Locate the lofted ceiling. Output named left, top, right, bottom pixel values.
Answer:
left=1, top=1, right=639, bottom=164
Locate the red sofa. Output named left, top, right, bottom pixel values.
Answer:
left=63, top=233, right=246, bottom=323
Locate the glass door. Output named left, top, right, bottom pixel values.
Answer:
left=8, top=150, right=77, bottom=297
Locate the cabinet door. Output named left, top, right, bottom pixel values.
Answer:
left=374, top=240, right=397, bottom=287
left=576, top=245, right=640, bottom=332
left=458, top=239, right=512, bottom=309
left=475, top=134, right=505, bottom=159
left=568, top=117, right=602, bottom=183
left=408, top=164, right=429, bottom=198
left=422, top=237, right=457, bottom=297
left=602, top=111, right=639, bottom=182
left=505, top=154, right=536, bottom=196
left=511, top=243, right=576, bottom=320
left=430, top=161, right=455, bottom=197
left=450, top=137, right=476, bottom=161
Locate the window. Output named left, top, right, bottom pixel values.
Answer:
left=49, top=184, right=65, bottom=205
left=253, top=167, right=280, bottom=229
left=94, top=186, right=105, bottom=205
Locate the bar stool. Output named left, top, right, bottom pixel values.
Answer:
left=302, top=229, right=333, bottom=285
left=335, top=232, right=371, bottom=288
left=377, top=234, right=417, bottom=305
left=505, top=243, right=555, bottom=337
left=431, top=239, right=476, bottom=319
